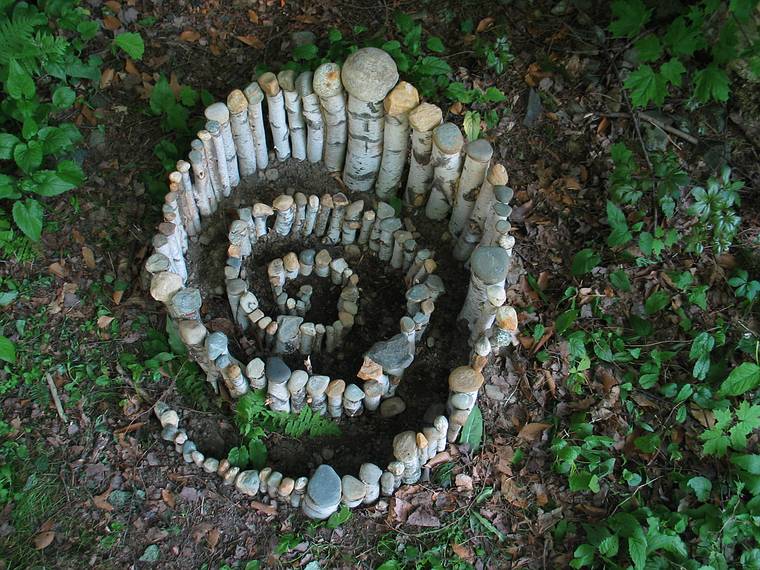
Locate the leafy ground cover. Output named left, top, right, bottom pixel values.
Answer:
left=0, top=0, right=759, bottom=568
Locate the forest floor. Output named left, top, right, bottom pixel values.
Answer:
left=1, top=1, right=759, bottom=569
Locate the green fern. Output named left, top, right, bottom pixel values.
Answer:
left=0, top=8, right=67, bottom=73
left=235, top=390, right=341, bottom=439
left=175, top=363, right=210, bottom=411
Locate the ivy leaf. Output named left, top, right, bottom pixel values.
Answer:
left=463, top=111, right=481, bottom=142
left=6, top=60, right=35, bottom=100
left=660, top=58, right=686, bottom=87
left=634, top=35, right=662, bottom=62
left=687, top=476, right=712, bottom=501
left=571, top=248, right=601, bottom=276
left=693, top=65, right=730, bottom=103
left=624, top=65, right=666, bottom=107
left=0, top=336, right=15, bottom=364
left=12, top=198, right=44, bottom=241
left=13, top=141, right=43, bottom=173
left=52, top=85, right=76, bottom=109
left=426, top=36, right=445, bottom=53
left=718, top=362, right=760, bottom=397
left=609, top=0, right=651, bottom=38
left=0, top=133, right=20, bottom=160
left=114, top=32, right=145, bottom=60
left=459, top=405, right=483, bottom=451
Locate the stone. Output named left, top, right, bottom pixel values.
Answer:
left=203, top=458, right=219, bottom=473
left=275, top=315, right=304, bottom=353
left=341, top=475, right=366, bottom=507
left=171, top=288, right=202, bottom=317
left=313, top=62, right=343, bottom=98
left=464, top=138, right=494, bottom=162
left=343, top=383, right=365, bottom=402
left=303, top=464, right=342, bottom=519
left=384, top=81, right=419, bottom=115
left=266, top=356, right=291, bottom=384
left=341, top=47, right=399, bottom=102
left=380, top=397, right=406, bottom=418
left=451, top=392, right=476, bottom=410
left=150, top=271, right=183, bottom=303
left=393, top=431, right=418, bottom=462
left=496, top=305, right=518, bottom=332
left=408, top=103, right=443, bottom=132
left=448, top=366, right=484, bottom=393
left=470, top=246, right=510, bottom=285
left=357, top=356, right=383, bottom=381
left=432, top=122, right=464, bottom=155
left=206, top=332, right=228, bottom=360
left=161, top=425, right=178, bottom=441
left=235, top=470, right=260, bottom=496
left=365, top=333, right=414, bottom=373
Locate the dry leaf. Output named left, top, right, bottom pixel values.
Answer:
left=105, top=0, right=121, bottom=13
left=93, top=489, right=114, bottom=512
left=169, top=72, right=182, bottom=98
left=103, top=15, right=121, bottom=31
left=180, top=30, right=201, bottom=42
left=100, top=68, right=115, bottom=89
left=112, top=289, right=124, bottom=305
left=33, top=531, right=55, bottom=550
left=124, top=58, right=139, bottom=75
left=82, top=246, right=96, bottom=269
left=451, top=542, right=474, bottom=563
left=97, top=315, right=114, bottom=329
left=251, top=501, right=277, bottom=515
left=236, top=35, right=264, bottom=49
left=247, top=9, right=259, bottom=23
left=207, top=528, right=220, bottom=549
left=162, top=488, right=175, bottom=508
left=517, top=422, right=550, bottom=441
left=476, top=17, right=494, bottom=32
left=49, top=261, right=66, bottom=278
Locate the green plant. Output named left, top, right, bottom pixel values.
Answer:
left=687, top=165, right=743, bottom=254
left=729, top=269, right=760, bottom=304
left=551, top=413, right=616, bottom=493
left=0, top=1, right=98, bottom=242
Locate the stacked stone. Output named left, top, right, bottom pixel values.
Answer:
left=446, top=366, right=484, bottom=442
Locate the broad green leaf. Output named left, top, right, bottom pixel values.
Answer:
left=56, top=160, right=85, bottom=186
left=28, top=170, right=76, bottom=196
left=483, top=86, right=507, bottom=103
left=13, top=141, right=43, bottom=174
left=660, top=58, right=686, bottom=87
left=12, top=198, right=43, bottom=241
left=0, top=291, right=17, bottom=307
left=38, top=126, right=74, bottom=155
left=52, top=85, right=76, bottom=109
left=607, top=201, right=632, bottom=247
left=645, top=291, right=670, bottom=315
left=598, top=534, right=619, bottom=557
left=609, top=0, right=651, bottom=38
left=624, top=65, right=666, bottom=107
left=571, top=248, right=601, bottom=276
left=610, top=269, right=631, bottom=292
left=114, top=32, right=145, bottom=60
left=628, top=528, right=647, bottom=570
left=719, top=362, right=760, bottom=397
left=326, top=504, right=352, bottom=528
left=731, top=454, right=760, bottom=475
left=687, top=476, right=712, bottom=501
left=293, top=43, right=318, bottom=61
left=463, top=111, right=481, bottom=142
left=415, top=56, right=451, bottom=76
left=0, top=174, right=19, bottom=199
left=426, top=36, right=445, bottom=53
left=6, top=60, right=35, bottom=100
left=634, top=35, right=662, bottom=62
left=150, top=75, right=175, bottom=115
left=0, top=133, right=19, bottom=160
left=663, top=17, right=702, bottom=57
left=0, top=336, right=15, bottom=363
left=730, top=0, right=755, bottom=21
left=459, top=405, right=483, bottom=451
left=693, top=65, right=730, bottom=103
left=555, top=309, right=578, bottom=334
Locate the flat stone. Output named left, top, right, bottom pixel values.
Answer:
left=379, top=217, right=403, bottom=233
left=239, top=292, right=259, bottom=314
left=266, top=356, right=291, bottom=384
left=359, top=463, right=383, bottom=483
left=406, top=284, right=431, bottom=302
left=307, top=375, right=330, bottom=395
left=202, top=458, right=219, bottom=473
left=451, top=392, right=476, bottom=410
left=464, top=139, right=494, bottom=162
left=325, top=379, right=346, bottom=398
left=227, top=278, right=247, bottom=295
left=380, top=397, right=406, bottom=418
left=384, top=81, right=419, bottom=115
left=432, top=122, right=464, bottom=155
left=235, top=470, right=260, bottom=496
left=273, top=194, right=294, bottom=211
left=313, top=62, right=343, bottom=98
left=277, top=69, right=297, bottom=92
left=365, top=333, right=414, bottom=373
left=393, top=431, right=417, bottom=462
left=227, top=89, right=248, bottom=114
left=494, top=185, right=514, bottom=205
left=150, top=271, right=183, bottom=303
left=306, top=464, right=342, bottom=507
left=295, top=71, right=314, bottom=97
left=341, top=47, right=398, bottom=102
left=279, top=477, right=295, bottom=496
left=246, top=357, right=265, bottom=379
left=470, top=246, right=510, bottom=285
left=299, top=249, right=316, bottom=265
left=496, top=306, right=518, bottom=332
left=408, top=103, right=442, bottom=132
left=488, top=163, right=509, bottom=185
left=204, top=102, right=230, bottom=124
left=448, top=366, right=484, bottom=393
left=341, top=475, right=366, bottom=505
left=145, top=253, right=170, bottom=273
left=275, top=315, right=304, bottom=353
left=344, top=384, right=365, bottom=402
left=288, top=370, right=309, bottom=392
left=206, top=332, right=228, bottom=360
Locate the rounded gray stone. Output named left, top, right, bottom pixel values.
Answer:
left=277, top=69, right=297, bottom=92
left=344, top=384, right=365, bottom=402
left=313, top=62, right=343, bottom=98
left=365, top=333, right=414, bottom=372
left=266, top=356, right=291, bottom=384
left=204, top=102, right=230, bottom=124
left=494, top=185, right=514, bottom=205
left=307, top=375, right=330, bottom=395
left=380, top=397, right=406, bottom=418
left=470, top=246, right=509, bottom=285
left=243, top=82, right=264, bottom=105
left=464, top=139, right=494, bottom=162
left=206, top=332, right=228, bottom=360
left=432, top=122, right=465, bottom=155
left=359, top=463, right=383, bottom=483
left=299, top=249, right=316, bottom=265
left=341, top=47, right=399, bottom=102
left=307, top=464, right=342, bottom=507
left=288, top=370, right=309, bottom=391
left=295, top=71, right=314, bottom=97
left=341, top=475, right=366, bottom=503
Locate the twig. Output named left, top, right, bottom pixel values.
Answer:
left=46, top=373, right=67, bottom=422
left=598, top=111, right=699, bottom=145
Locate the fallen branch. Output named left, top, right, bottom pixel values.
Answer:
left=46, top=373, right=67, bottom=422
left=598, top=111, right=699, bottom=145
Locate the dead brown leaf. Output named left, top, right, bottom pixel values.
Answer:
left=82, top=246, right=96, bottom=269
left=451, top=542, right=475, bottom=563
left=112, top=289, right=124, bottom=305
left=33, top=531, right=55, bottom=550
left=49, top=261, right=66, bottom=278
left=162, top=488, right=175, bottom=508
left=236, top=35, right=264, bottom=49
left=124, top=58, right=139, bottom=75
left=247, top=9, right=259, bottom=23
left=97, top=315, right=114, bottom=329
left=103, top=15, right=121, bottom=31
left=179, top=30, right=201, bottom=42
left=93, top=489, right=114, bottom=512
left=476, top=17, right=494, bottom=32
left=100, top=68, right=115, bottom=89
left=105, top=0, right=121, bottom=13
left=207, top=528, right=220, bottom=549
left=517, top=422, right=550, bottom=441
left=251, top=501, right=277, bottom=515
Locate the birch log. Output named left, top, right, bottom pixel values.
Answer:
left=227, top=89, right=257, bottom=177
left=459, top=246, right=509, bottom=334
left=204, top=102, right=240, bottom=187
left=258, top=73, right=291, bottom=161
left=313, top=63, right=347, bottom=172
left=449, top=139, right=493, bottom=237
left=278, top=70, right=307, bottom=161
left=206, top=120, right=231, bottom=197
left=197, top=129, right=222, bottom=209
left=425, top=123, right=464, bottom=221
left=295, top=71, right=324, bottom=164
left=188, top=149, right=212, bottom=217
left=404, top=103, right=442, bottom=208
left=341, top=48, right=399, bottom=192
left=470, top=163, right=508, bottom=231
left=243, top=82, right=269, bottom=170
left=169, top=172, right=200, bottom=237
left=375, top=81, right=419, bottom=200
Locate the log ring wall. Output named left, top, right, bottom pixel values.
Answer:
left=146, top=47, right=520, bottom=520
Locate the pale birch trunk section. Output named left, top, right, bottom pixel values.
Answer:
left=343, top=96, right=384, bottom=192
left=258, top=73, right=291, bottom=162
left=197, top=130, right=222, bottom=210
left=449, top=139, right=493, bottom=237
left=204, top=103, right=240, bottom=188
left=188, top=149, right=212, bottom=217
left=470, top=163, right=508, bottom=231
left=375, top=81, right=419, bottom=200
left=206, top=120, right=231, bottom=197
left=278, top=70, right=307, bottom=161
left=425, top=123, right=464, bottom=221
left=243, top=82, right=269, bottom=170
left=296, top=71, right=324, bottom=164
left=169, top=172, right=200, bottom=237
left=404, top=103, right=442, bottom=208
left=227, top=89, right=257, bottom=177
left=313, top=63, right=347, bottom=172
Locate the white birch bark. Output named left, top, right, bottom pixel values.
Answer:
left=278, top=70, right=307, bottom=161
left=206, top=120, right=231, bottom=197
left=243, top=82, right=269, bottom=170
left=296, top=71, right=324, bottom=164
left=425, top=123, right=464, bottom=221
left=197, top=130, right=222, bottom=209
left=404, top=103, right=442, bottom=208
left=449, top=139, right=493, bottom=237
left=227, top=89, right=257, bottom=177
left=169, top=172, right=200, bottom=237
left=470, top=163, right=508, bottom=231
left=458, top=246, right=509, bottom=334
left=204, top=102, right=240, bottom=187
left=313, top=63, right=346, bottom=172
left=342, top=96, right=384, bottom=192
left=258, top=73, right=291, bottom=161
left=375, top=82, right=419, bottom=200
left=188, top=149, right=212, bottom=218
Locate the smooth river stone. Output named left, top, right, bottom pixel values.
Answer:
left=235, top=470, right=260, bottom=496
left=365, top=333, right=414, bottom=373
left=380, top=397, right=406, bottom=418
left=266, top=356, right=291, bottom=384
left=302, top=464, right=342, bottom=520
left=206, top=331, right=228, bottom=360
left=341, top=475, right=366, bottom=507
